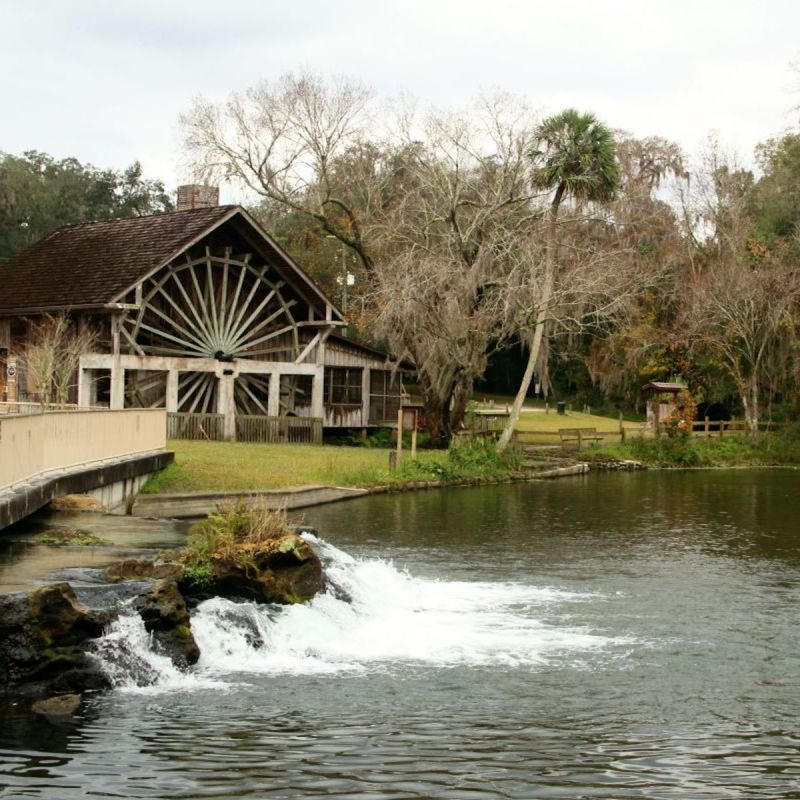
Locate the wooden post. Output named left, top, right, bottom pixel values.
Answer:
left=619, top=412, right=626, bottom=444
left=396, top=406, right=403, bottom=462
left=705, top=415, right=710, bottom=439
left=719, top=419, right=724, bottom=439
left=411, top=410, right=418, bottom=459
left=545, top=402, right=549, bottom=414
left=577, top=429, right=583, bottom=451
left=361, top=367, right=371, bottom=429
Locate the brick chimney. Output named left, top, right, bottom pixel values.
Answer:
left=176, top=184, right=219, bottom=211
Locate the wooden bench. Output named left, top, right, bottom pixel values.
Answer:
left=558, top=427, right=604, bottom=450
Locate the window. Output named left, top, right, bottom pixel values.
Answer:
left=369, top=369, right=401, bottom=423
left=325, top=367, right=362, bottom=405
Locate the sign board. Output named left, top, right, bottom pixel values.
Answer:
left=6, top=364, right=16, bottom=379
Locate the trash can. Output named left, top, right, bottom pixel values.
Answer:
left=556, top=401, right=566, bottom=415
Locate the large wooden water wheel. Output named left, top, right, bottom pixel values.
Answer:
left=121, top=251, right=302, bottom=414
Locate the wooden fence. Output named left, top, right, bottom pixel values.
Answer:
left=688, top=418, right=781, bottom=437
left=167, top=412, right=224, bottom=441
left=166, top=412, right=323, bottom=444
left=236, top=415, right=323, bottom=444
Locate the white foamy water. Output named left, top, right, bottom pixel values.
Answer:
left=96, top=534, right=619, bottom=688
left=92, top=608, right=227, bottom=694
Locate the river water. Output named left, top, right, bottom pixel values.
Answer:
left=1, top=470, right=799, bottom=798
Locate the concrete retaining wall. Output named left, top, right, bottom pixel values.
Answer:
left=132, top=485, right=368, bottom=519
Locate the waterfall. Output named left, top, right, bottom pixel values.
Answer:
left=94, top=534, right=617, bottom=690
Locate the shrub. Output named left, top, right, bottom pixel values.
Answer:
left=182, top=499, right=293, bottom=569
left=661, top=389, right=698, bottom=440
left=625, top=435, right=703, bottom=466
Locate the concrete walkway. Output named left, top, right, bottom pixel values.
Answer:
left=1, top=450, right=174, bottom=530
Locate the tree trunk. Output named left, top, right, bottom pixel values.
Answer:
left=497, top=183, right=565, bottom=452
left=741, top=375, right=759, bottom=442
left=422, top=388, right=453, bottom=449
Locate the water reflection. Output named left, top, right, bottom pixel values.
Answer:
left=0, top=470, right=799, bottom=798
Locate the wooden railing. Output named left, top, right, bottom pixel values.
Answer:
left=167, top=412, right=224, bottom=441
left=236, top=415, right=323, bottom=444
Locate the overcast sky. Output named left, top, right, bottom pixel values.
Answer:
left=2, top=0, right=798, bottom=198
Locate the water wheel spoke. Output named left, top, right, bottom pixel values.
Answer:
left=140, top=296, right=209, bottom=353
left=235, top=377, right=269, bottom=416
left=177, top=372, right=207, bottom=411
left=169, top=269, right=216, bottom=349
left=152, top=281, right=214, bottom=352
left=228, top=302, right=289, bottom=352
left=238, top=324, right=296, bottom=354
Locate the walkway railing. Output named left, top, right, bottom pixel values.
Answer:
left=0, top=401, right=107, bottom=415
left=0, top=409, right=167, bottom=492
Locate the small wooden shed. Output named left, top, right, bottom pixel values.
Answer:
left=642, top=381, right=687, bottom=433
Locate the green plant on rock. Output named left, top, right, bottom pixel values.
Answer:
left=181, top=499, right=294, bottom=575
left=181, top=563, right=214, bottom=590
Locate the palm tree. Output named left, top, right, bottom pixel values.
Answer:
left=497, top=109, right=619, bottom=450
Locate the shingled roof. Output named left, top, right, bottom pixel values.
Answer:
left=0, top=205, right=239, bottom=314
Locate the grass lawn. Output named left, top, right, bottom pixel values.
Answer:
left=144, top=440, right=451, bottom=494
left=514, top=409, right=628, bottom=433
left=145, top=409, right=642, bottom=495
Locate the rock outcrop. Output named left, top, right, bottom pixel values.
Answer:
left=180, top=533, right=323, bottom=605
left=134, top=578, right=200, bottom=668
left=2, top=531, right=325, bottom=697
left=0, top=583, right=111, bottom=697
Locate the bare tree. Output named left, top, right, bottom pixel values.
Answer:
left=23, top=314, right=98, bottom=405
left=584, top=136, right=690, bottom=399
left=182, top=72, right=380, bottom=274
left=184, top=78, right=545, bottom=444
left=679, top=144, right=800, bottom=437
left=370, top=97, right=544, bottom=444
left=683, top=260, right=799, bottom=436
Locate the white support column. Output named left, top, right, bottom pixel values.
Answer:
left=109, top=315, right=124, bottom=410
left=217, top=374, right=236, bottom=441
left=110, top=365, right=125, bottom=410
left=311, top=365, right=325, bottom=420
left=78, top=367, right=94, bottom=408
left=166, top=370, right=179, bottom=413
left=361, top=367, right=371, bottom=429
left=268, top=372, right=280, bottom=417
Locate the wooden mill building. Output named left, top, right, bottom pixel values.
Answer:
left=0, top=187, right=405, bottom=441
